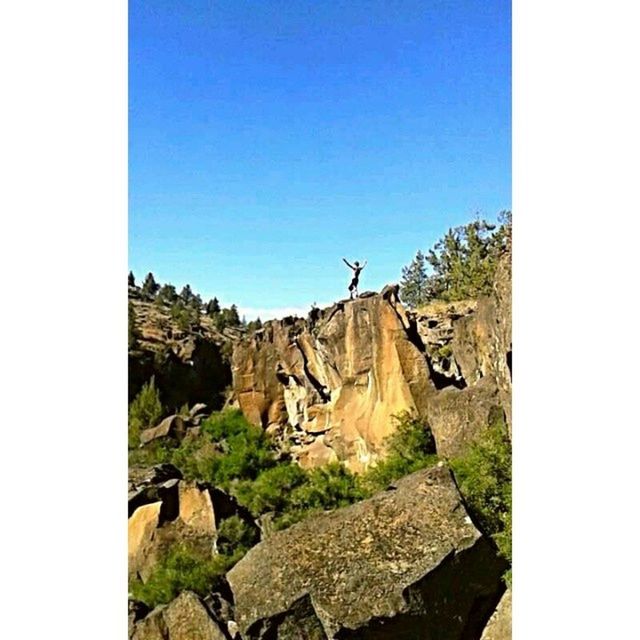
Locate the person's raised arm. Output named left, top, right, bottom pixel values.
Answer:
left=342, top=258, right=355, bottom=270
left=362, top=260, right=368, bottom=270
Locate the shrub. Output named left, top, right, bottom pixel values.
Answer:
left=289, top=463, right=364, bottom=512
left=128, top=438, right=174, bottom=467
left=235, top=463, right=307, bottom=517
left=199, top=410, right=277, bottom=487
left=162, top=409, right=277, bottom=489
left=216, top=515, right=259, bottom=557
left=129, top=542, right=232, bottom=609
left=450, top=407, right=512, bottom=581
left=359, top=412, right=438, bottom=495
left=128, top=377, right=163, bottom=449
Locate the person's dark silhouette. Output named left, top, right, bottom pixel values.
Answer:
left=342, top=258, right=367, bottom=299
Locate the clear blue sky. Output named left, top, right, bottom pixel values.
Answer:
left=129, top=0, right=511, bottom=319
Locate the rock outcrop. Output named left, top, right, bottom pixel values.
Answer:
left=227, top=466, right=507, bottom=639
left=480, top=588, right=512, bottom=640
left=131, top=591, right=227, bottom=640
left=128, top=465, right=257, bottom=582
left=231, top=286, right=434, bottom=472
left=230, top=250, right=512, bottom=468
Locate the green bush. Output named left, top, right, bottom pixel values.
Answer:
left=235, top=463, right=307, bottom=517
left=358, top=412, right=438, bottom=495
left=197, top=410, right=276, bottom=487
left=129, top=542, right=232, bottom=609
left=216, top=515, right=259, bottom=557
left=139, top=409, right=277, bottom=488
left=451, top=407, right=512, bottom=582
left=128, top=377, right=163, bottom=449
left=289, top=463, right=364, bottom=512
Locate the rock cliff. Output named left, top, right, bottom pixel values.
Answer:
left=230, top=250, right=511, bottom=469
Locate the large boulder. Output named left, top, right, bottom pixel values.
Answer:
left=131, top=592, right=227, bottom=640
left=128, top=502, right=162, bottom=579
left=480, top=588, right=512, bottom=640
left=128, top=479, right=218, bottom=582
left=128, top=469, right=257, bottom=582
left=227, top=466, right=507, bottom=639
left=424, top=377, right=502, bottom=458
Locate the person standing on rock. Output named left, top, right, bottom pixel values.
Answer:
left=343, top=258, right=367, bottom=299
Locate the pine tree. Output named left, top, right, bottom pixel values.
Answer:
left=179, top=284, right=194, bottom=304
left=157, top=283, right=178, bottom=305
left=191, top=293, right=203, bottom=311
left=128, top=271, right=136, bottom=287
left=128, top=376, right=163, bottom=448
left=142, top=272, right=160, bottom=298
left=206, top=298, right=220, bottom=316
left=400, top=250, right=429, bottom=308
left=128, top=301, right=138, bottom=350
left=425, top=220, right=497, bottom=301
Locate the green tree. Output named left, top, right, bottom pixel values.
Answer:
left=128, top=376, right=163, bottom=448
left=247, top=317, right=263, bottom=332
left=423, top=216, right=510, bottom=301
left=128, top=301, right=138, bottom=350
left=128, top=270, right=135, bottom=287
left=400, top=250, right=429, bottom=308
left=179, top=284, right=194, bottom=305
left=215, top=305, right=241, bottom=331
left=191, top=293, right=203, bottom=312
left=142, top=272, right=160, bottom=298
left=170, top=300, right=198, bottom=332
left=157, top=283, right=178, bottom=305
left=205, top=298, right=220, bottom=316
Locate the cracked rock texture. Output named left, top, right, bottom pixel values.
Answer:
left=227, top=466, right=507, bottom=639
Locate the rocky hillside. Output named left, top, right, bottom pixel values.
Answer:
left=128, top=289, right=241, bottom=411
left=128, top=248, right=512, bottom=640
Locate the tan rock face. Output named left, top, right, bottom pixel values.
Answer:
left=232, top=287, right=434, bottom=472
left=128, top=473, right=220, bottom=582
left=178, top=482, right=216, bottom=536
left=128, top=502, right=162, bottom=578
left=227, top=466, right=507, bottom=639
